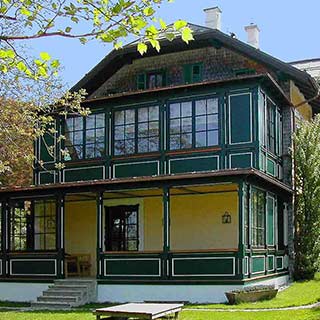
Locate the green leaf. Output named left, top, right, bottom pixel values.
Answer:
left=17, top=61, right=27, bottom=72
left=159, top=18, right=167, bottom=30
left=65, top=26, right=72, bottom=33
left=40, top=52, right=51, bottom=61
left=51, top=59, right=60, bottom=68
left=137, top=42, right=148, bottom=55
left=143, top=7, right=155, bottom=16
left=165, top=32, right=176, bottom=41
left=20, top=7, right=31, bottom=16
left=181, top=27, right=194, bottom=44
left=174, top=19, right=187, bottom=30
left=114, top=41, right=123, bottom=50
left=150, top=39, right=160, bottom=52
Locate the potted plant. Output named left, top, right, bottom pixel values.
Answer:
left=225, top=285, right=278, bottom=304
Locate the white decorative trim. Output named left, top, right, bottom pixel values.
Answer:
left=244, top=256, right=249, bottom=275
left=63, top=165, right=106, bottom=182
left=171, top=257, right=235, bottom=277
left=251, top=255, right=266, bottom=275
left=10, top=259, right=57, bottom=276
left=61, top=260, right=64, bottom=275
left=104, top=258, right=161, bottom=277
left=113, top=160, right=160, bottom=178
left=267, top=255, right=275, bottom=271
left=228, top=92, right=253, bottom=145
left=168, top=155, right=219, bottom=174
left=229, top=152, right=253, bottom=169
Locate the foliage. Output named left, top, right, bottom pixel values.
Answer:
left=293, top=115, right=320, bottom=280
left=0, top=0, right=193, bottom=185
left=0, top=0, right=193, bottom=78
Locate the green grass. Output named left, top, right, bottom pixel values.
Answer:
left=0, top=309, right=320, bottom=320
left=189, top=273, right=320, bottom=310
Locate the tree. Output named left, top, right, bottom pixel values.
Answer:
left=0, top=0, right=193, bottom=185
left=293, top=114, right=320, bottom=280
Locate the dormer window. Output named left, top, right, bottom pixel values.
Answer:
left=136, top=70, right=166, bottom=90
left=183, top=63, right=203, bottom=84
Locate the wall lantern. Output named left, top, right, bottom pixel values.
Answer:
left=222, top=211, right=232, bottom=224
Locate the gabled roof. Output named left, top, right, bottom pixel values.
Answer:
left=71, top=24, right=320, bottom=111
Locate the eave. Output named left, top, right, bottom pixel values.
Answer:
left=0, top=168, right=293, bottom=199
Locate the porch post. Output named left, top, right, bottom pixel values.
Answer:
left=162, top=186, right=170, bottom=279
left=96, top=191, right=104, bottom=279
left=238, top=181, right=244, bottom=278
left=56, top=194, right=65, bottom=278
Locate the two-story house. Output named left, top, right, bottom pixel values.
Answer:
left=0, top=7, right=319, bottom=305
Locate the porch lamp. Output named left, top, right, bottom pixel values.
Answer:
left=222, top=211, right=232, bottom=224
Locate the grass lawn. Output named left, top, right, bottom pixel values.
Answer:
left=0, top=309, right=320, bottom=320
left=189, top=273, right=320, bottom=309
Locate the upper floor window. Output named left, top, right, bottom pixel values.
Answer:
left=169, top=98, right=219, bottom=150
left=64, top=113, right=105, bottom=161
left=136, top=71, right=166, bottom=90
left=183, top=63, right=203, bottom=84
left=114, top=106, right=160, bottom=156
left=267, top=99, right=276, bottom=154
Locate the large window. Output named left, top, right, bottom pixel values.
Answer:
left=64, top=113, right=105, bottom=161
left=169, top=98, right=219, bottom=150
left=114, top=106, right=160, bottom=156
left=105, top=205, right=139, bottom=251
left=251, top=188, right=265, bottom=247
left=34, top=200, right=56, bottom=250
left=267, top=99, right=276, bottom=154
left=10, top=200, right=56, bottom=251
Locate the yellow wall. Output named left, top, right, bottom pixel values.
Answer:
left=65, top=200, right=97, bottom=276
left=290, top=81, right=313, bottom=121
left=170, top=192, right=239, bottom=250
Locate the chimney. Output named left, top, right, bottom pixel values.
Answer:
left=203, top=6, right=222, bottom=30
left=244, top=23, right=260, bottom=49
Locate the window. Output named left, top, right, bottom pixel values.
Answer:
left=64, top=113, right=106, bottom=161
left=169, top=98, right=219, bottom=150
left=10, top=200, right=57, bottom=251
left=267, top=99, right=276, bottom=153
left=85, top=114, right=105, bottom=158
left=10, top=201, right=31, bottom=251
left=34, top=200, right=56, bottom=250
left=183, top=63, right=203, bottom=84
left=105, top=205, right=139, bottom=251
left=114, top=106, right=160, bottom=155
left=251, top=188, right=265, bottom=247
left=0, top=203, right=2, bottom=249
left=147, top=71, right=165, bottom=89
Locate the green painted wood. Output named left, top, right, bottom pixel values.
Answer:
left=39, top=172, right=56, bottom=184
left=230, top=153, right=252, bottom=169
left=268, top=256, right=274, bottom=270
left=137, top=73, right=146, bottom=90
left=229, top=93, right=251, bottom=144
left=40, top=133, right=55, bottom=163
left=169, top=156, right=218, bottom=174
left=10, top=259, right=56, bottom=276
left=114, top=161, right=158, bottom=178
left=252, top=256, right=265, bottom=274
left=267, top=196, right=275, bottom=245
left=173, top=257, right=234, bottom=276
left=64, top=166, right=104, bottom=182
left=105, top=258, right=160, bottom=276
left=277, top=257, right=283, bottom=270
left=267, top=158, right=276, bottom=176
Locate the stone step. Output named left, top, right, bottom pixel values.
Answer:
left=31, top=301, right=72, bottom=309
left=43, top=289, right=85, bottom=297
left=49, top=284, right=89, bottom=290
left=54, top=279, right=95, bottom=286
left=38, top=295, right=80, bottom=303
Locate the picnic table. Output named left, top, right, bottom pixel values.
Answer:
left=94, top=303, right=184, bottom=320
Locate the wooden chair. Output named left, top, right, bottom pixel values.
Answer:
left=78, top=254, right=91, bottom=276
left=65, top=255, right=80, bottom=277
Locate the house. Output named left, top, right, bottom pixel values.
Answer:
left=291, top=58, right=320, bottom=83
left=0, top=7, right=319, bottom=305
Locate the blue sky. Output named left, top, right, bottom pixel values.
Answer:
left=30, top=0, right=320, bottom=88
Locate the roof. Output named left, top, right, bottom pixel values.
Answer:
left=0, top=168, right=293, bottom=198
left=71, top=23, right=320, bottom=111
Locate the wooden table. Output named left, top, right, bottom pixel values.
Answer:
left=94, top=303, right=184, bottom=320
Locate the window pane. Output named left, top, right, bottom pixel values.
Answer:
left=125, top=110, right=135, bottom=124
left=195, top=116, right=206, bottom=131
left=149, top=107, right=159, bottom=121
left=115, top=126, right=124, bottom=140
left=181, top=133, right=192, bottom=148
left=138, top=123, right=148, bottom=137
left=181, top=102, right=192, bottom=117
left=207, top=98, right=218, bottom=114
left=96, top=114, right=105, bottom=127
left=125, top=125, right=135, bottom=139
left=74, top=117, right=83, bottom=130
left=86, top=115, right=95, bottom=129
left=149, top=137, right=159, bottom=152
left=182, top=118, right=192, bottom=133
left=149, top=121, right=159, bottom=136
left=208, top=130, right=219, bottom=146
left=138, top=108, right=148, bottom=122
left=138, top=138, right=149, bottom=153
left=208, top=114, right=218, bottom=130
left=170, top=135, right=180, bottom=150
left=114, top=140, right=125, bottom=155
left=115, top=111, right=124, bottom=125
left=170, top=119, right=180, bottom=134
left=196, top=131, right=207, bottom=147
left=195, top=100, right=206, bottom=115
left=170, top=103, right=180, bottom=118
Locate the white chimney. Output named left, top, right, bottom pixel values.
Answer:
left=244, top=23, right=260, bottom=49
left=203, top=6, right=222, bottom=30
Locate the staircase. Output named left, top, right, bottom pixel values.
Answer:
left=31, top=279, right=97, bottom=309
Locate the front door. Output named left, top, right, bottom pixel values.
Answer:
left=105, top=205, right=139, bottom=251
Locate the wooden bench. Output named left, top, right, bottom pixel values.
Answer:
left=94, top=303, right=183, bottom=320
left=65, top=253, right=91, bottom=277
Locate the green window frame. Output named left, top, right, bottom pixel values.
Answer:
left=251, top=188, right=265, bottom=247
left=64, top=113, right=106, bottom=161
left=136, top=70, right=166, bottom=90
left=183, top=63, right=203, bottom=84
left=113, top=105, right=160, bottom=156
left=169, top=97, right=219, bottom=150
left=267, top=99, right=276, bottom=154
left=0, top=203, right=2, bottom=250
